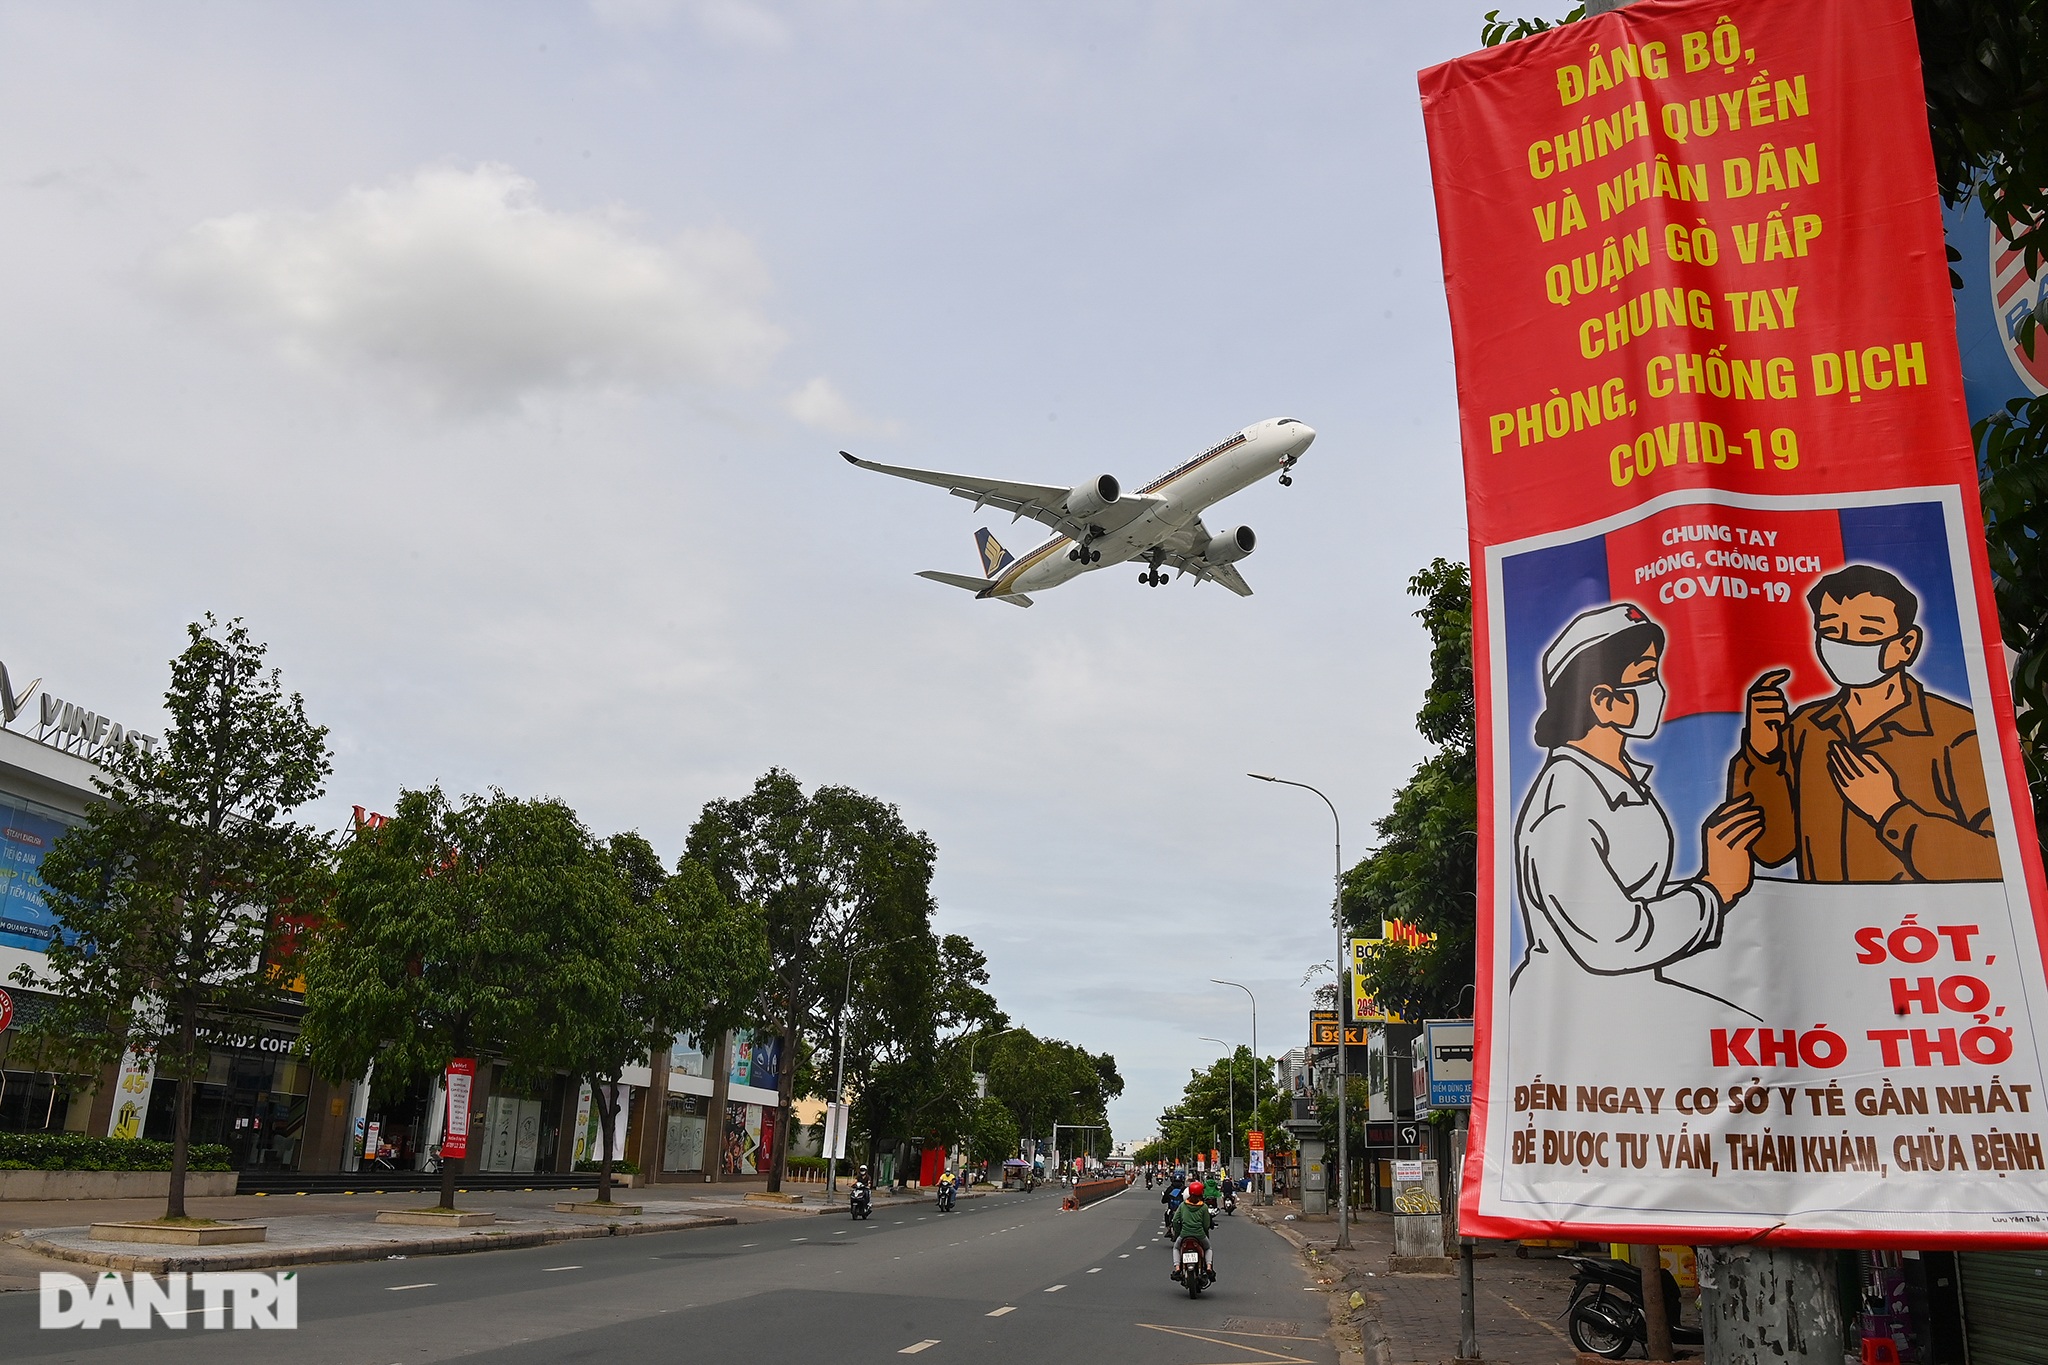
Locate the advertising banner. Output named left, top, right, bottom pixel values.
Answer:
left=1248, top=1129, right=1266, bottom=1175
left=106, top=1048, right=154, bottom=1139
left=0, top=802, right=71, bottom=954
left=441, top=1058, right=474, bottom=1160
left=1422, top=0, right=2048, bottom=1244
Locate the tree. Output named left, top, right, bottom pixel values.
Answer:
left=301, top=787, right=598, bottom=1211
left=13, top=618, right=330, bottom=1221
left=685, top=769, right=941, bottom=1192
left=1347, top=560, right=1479, bottom=1022
left=542, top=833, right=771, bottom=1203
left=981, top=1031, right=1121, bottom=1166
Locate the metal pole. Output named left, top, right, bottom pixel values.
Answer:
left=1201, top=1037, right=1234, bottom=1174
left=828, top=934, right=917, bottom=1196
left=1245, top=774, right=1346, bottom=1246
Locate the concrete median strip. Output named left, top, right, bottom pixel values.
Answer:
left=17, top=1204, right=738, bottom=1274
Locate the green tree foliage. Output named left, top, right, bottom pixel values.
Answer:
left=685, top=769, right=943, bottom=1190
left=15, top=618, right=330, bottom=1220
left=536, top=832, right=771, bottom=1203
left=301, top=787, right=605, bottom=1210
left=1149, top=1045, right=1283, bottom=1171
left=844, top=934, right=1004, bottom=1175
left=1346, top=560, right=1479, bottom=1022
left=978, top=1030, right=1121, bottom=1167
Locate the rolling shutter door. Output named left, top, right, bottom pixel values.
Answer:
left=1959, top=1252, right=2048, bottom=1365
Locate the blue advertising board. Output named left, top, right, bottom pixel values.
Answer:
left=1946, top=195, right=2048, bottom=423
left=1421, top=1019, right=1473, bottom=1110
left=0, top=801, right=73, bottom=954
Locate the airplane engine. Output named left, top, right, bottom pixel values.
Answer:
left=1063, top=475, right=1121, bottom=520
left=1202, top=525, right=1256, bottom=565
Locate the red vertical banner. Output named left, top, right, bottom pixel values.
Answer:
left=1422, top=0, right=2048, bottom=1245
left=442, top=1057, right=475, bottom=1160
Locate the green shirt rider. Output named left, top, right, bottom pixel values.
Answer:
left=1170, top=1178, right=1217, bottom=1273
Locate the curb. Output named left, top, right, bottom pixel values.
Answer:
left=14, top=1214, right=738, bottom=1274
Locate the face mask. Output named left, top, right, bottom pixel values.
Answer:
left=1614, top=678, right=1665, bottom=739
left=1818, top=635, right=1899, bottom=688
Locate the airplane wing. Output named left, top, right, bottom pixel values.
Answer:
left=843, top=451, right=1164, bottom=541
left=1156, top=516, right=1254, bottom=596
left=914, top=569, right=1034, bottom=607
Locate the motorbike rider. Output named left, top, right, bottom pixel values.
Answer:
left=1169, top=1178, right=1217, bottom=1278
left=937, top=1169, right=957, bottom=1209
left=1161, top=1167, right=1187, bottom=1230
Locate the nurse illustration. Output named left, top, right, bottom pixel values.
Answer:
left=1511, top=603, right=1765, bottom=995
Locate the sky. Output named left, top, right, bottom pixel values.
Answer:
left=0, top=1, right=1481, bottom=1147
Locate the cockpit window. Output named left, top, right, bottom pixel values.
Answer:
left=1277, top=418, right=1300, bottom=425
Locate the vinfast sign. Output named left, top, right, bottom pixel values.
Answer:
left=1421, top=0, right=2048, bottom=1246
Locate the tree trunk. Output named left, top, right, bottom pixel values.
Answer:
left=439, top=1142, right=459, bottom=1211
left=768, top=956, right=804, bottom=1194
left=168, top=997, right=197, bottom=1220
left=595, top=1079, right=617, bottom=1204
left=1634, top=1244, right=1672, bottom=1361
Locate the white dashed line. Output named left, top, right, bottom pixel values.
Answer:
left=1044, top=1284, right=1066, bottom=1293
left=987, top=1306, right=1016, bottom=1317
left=387, top=1283, right=436, bottom=1292
left=1118, top=1254, right=1130, bottom=1259
left=899, top=1340, right=941, bottom=1354
left=791, top=1237, right=808, bottom=1242
left=1086, top=1267, right=1101, bottom=1273
left=541, top=1265, right=581, bottom=1272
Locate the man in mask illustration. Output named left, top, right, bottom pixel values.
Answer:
left=1730, top=564, right=1999, bottom=882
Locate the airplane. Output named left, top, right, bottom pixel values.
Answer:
left=841, top=417, right=1315, bottom=606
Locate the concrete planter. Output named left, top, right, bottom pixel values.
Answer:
left=90, top=1221, right=266, bottom=1245
left=375, top=1209, right=496, bottom=1227
left=553, top=1201, right=642, bottom=1215
left=0, top=1170, right=239, bottom=1201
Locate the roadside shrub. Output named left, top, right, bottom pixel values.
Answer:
left=574, top=1158, right=640, bottom=1175
left=0, top=1133, right=233, bottom=1172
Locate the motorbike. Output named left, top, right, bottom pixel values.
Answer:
left=849, top=1181, right=873, bottom=1220
left=936, top=1182, right=957, bottom=1213
left=1221, top=1188, right=1237, bottom=1216
left=1561, top=1256, right=1702, bottom=1359
left=1170, top=1236, right=1216, bottom=1297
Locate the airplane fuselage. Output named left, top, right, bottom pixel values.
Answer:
left=986, top=417, right=1313, bottom=596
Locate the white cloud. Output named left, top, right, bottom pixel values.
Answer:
left=150, top=163, right=786, bottom=413
left=785, top=375, right=899, bottom=437
left=589, top=0, right=792, bottom=49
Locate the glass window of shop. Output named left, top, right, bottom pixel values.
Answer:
left=142, top=1035, right=309, bottom=1170
left=670, top=1032, right=711, bottom=1078
left=663, top=1092, right=707, bottom=1173
left=0, top=990, right=88, bottom=1134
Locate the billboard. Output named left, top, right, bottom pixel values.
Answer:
left=1424, top=1019, right=1475, bottom=1109
left=1422, top=0, right=2048, bottom=1244
left=0, top=802, right=73, bottom=955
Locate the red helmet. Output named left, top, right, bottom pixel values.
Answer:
left=1186, top=1180, right=1205, bottom=1201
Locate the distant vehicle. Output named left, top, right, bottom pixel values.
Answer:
left=841, top=417, right=1315, bottom=605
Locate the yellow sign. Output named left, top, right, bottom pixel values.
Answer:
left=1349, top=920, right=1437, bottom=1024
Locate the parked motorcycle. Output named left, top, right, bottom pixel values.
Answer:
left=1170, top=1236, right=1216, bottom=1298
left=1561, top=1256, right=1702, bottom=1359
left=850, top=1181, right=873, bottom=1220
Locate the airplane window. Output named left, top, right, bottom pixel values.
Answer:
left=1277, top=418, right=1300, bottom=425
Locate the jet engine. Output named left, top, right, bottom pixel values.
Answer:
left=1064, top=475, right=1121, bottom=520
left=1202, top=525, right=1256, bottom=565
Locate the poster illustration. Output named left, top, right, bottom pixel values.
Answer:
left=0, top=802, right=72, bottom=954
left=1422, top=0, right=2048, bottom=1243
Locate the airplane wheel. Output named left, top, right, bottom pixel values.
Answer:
left=1280, top=474, right=1292, bottom=486
left=1139, top=572, right=1148, bottom=584
left=1091, top=550, right=1102, bottom=563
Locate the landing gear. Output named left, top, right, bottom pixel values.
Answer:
left=1069, top=544, right=1103, bottom=564
left=1278, top=473, right=1293, bottom=486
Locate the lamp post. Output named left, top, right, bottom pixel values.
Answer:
left=1248, top=772, right=1349, bottom=1247
left=828, top=934, right=918, bottom=1195
left=1211, top=977, right=1260, bottom=1204
left=957, top=1026, right=1021, bottom=1178
left=1201, top=1036, right=1235, bottom=1176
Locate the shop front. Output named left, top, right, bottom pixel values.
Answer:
left=139, top=1018, right=309, bottom=1171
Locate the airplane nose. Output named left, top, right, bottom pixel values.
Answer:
left=1291, top=423, right=1316, bottom=454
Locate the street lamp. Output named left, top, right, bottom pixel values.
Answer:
left=1210, top=979, right=1260, bottom=1203
left=1248, top=771, right=1350, bottom=1248
left=955, top=1026, right=1021, bottom=1177
left=828, top=933, right=919, bottom=1194
left=1201, top=1036, right=1235, bottom=1176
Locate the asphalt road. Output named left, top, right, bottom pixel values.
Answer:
left=0, top=1183, right=1338, bottom=1365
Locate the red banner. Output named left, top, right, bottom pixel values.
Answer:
left=442, top=1057, right=475, bottom=1160
left=1424, top=0, right=2048, bottom=1245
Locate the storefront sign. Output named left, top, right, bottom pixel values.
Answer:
left=441, top=1058, right=474, bottom=1160
left=106, top=1048, right=154, bottom=1139
left=27, top=689, right=156, bottom=761
left=0, top=802, right=71, bottom=955
left=1422, top=0, right=2048, bottom=1244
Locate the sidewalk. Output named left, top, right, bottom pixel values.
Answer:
left=1250, top=1198, right=1578, bottom=1365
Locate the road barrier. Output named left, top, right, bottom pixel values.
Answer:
left=1070, top=1176, right=1129, bottom=1208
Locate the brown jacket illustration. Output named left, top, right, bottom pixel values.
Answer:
left=1728, top=674, right=1999, bottom=882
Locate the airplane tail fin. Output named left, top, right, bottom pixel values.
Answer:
left=975, top=528, right=1016, bottom=578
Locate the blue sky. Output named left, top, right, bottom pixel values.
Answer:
left=0, top=1, right=1482, bottom=1144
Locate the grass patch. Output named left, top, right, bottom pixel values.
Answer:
left=145, top=1217, right=226, bottom=1228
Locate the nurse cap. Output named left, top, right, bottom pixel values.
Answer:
left=1542, top=602, right=1656, bottom=689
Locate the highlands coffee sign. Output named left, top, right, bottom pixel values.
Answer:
left=0, top=658, right=157, bottom=761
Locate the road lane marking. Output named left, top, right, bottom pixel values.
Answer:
left=1044, top=1284, right=1065, bottom=1293
left=1087, top=1267, right=1101, bottom=1273
left=541, top=1266, right=581, bottom=1272
left=986, top=1307, right=1016, bottom=1317
left=740, top=1243, right=756, bottom=1248
left=387, top=1284, right=436, bottom=1292
left=1118, top=1254, right=1130, bottom=1259
left=899, top=1340, right=941, bottom=1354
left=791, top=1237, right=808, bottom=1242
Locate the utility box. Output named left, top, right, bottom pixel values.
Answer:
left=1300, top=1137, right=1328, bottom=1216
left=1391, top=1158, right=1445, bottom=1260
